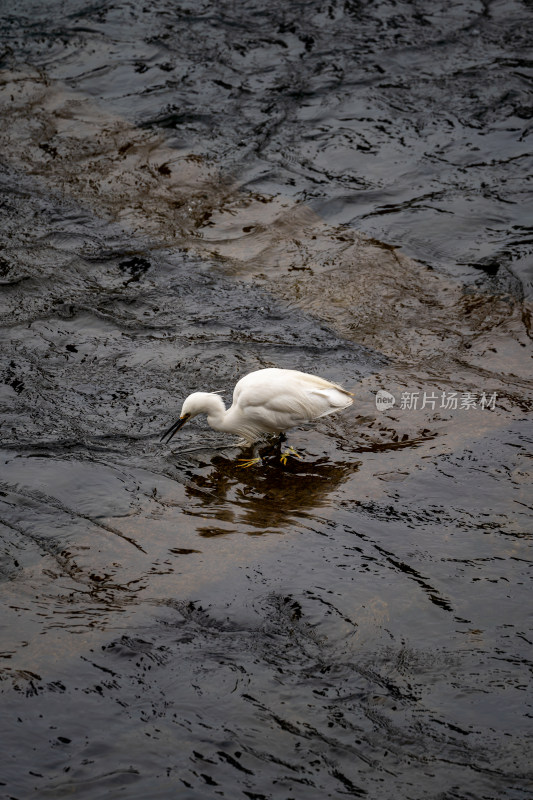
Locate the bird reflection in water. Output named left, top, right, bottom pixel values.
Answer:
left=181, top=445, right=360, bottom=535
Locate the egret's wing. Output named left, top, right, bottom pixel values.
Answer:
left=232, top=368, right=353, bottom=428
left=309, top=387, right=354, bottom=417
left=289, top=370, right=352, bottom=395
left=241, top=386, right=350, bottom=426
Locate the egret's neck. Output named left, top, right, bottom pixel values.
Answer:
left=201, top=394, right=228, bottom=431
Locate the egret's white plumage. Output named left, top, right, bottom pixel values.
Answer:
left=160, top=368, right=353, bottom=447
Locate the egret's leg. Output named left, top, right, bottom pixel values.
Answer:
left=237, top=434, right=302, bottom=467
left=272, top=433, right=301, bottom=464
left=273, top=432, right=285, bottom=457
left=237, top=456, right=262, bottom=468
left=280, top=445, right=302, bottom=465
left=237, top=440, right=262, bottom=468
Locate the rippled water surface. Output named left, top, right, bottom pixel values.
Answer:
left=1, top=1, right=532, bottom=798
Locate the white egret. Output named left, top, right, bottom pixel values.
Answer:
left=160, top=367, right=353, bottom=465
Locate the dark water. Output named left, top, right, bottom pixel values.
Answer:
left=1, top=1, right=532, bottom=798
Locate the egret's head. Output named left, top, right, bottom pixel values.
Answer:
left=160, top=392, right=223, bottom=443
left=180, top=391, right=217, bottom=419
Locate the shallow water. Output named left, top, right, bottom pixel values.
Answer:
left=1, top=1, right=532, bottom=798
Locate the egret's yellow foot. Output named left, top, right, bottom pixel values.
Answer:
left=280, top=447, right=301, bottom=465
left=237, top=457, right=262, bottom=468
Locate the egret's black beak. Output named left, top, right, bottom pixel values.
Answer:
left=160, top=414, right=190, bottom=443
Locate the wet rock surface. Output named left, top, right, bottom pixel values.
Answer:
left=0, top=1, right=532, bottom=798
